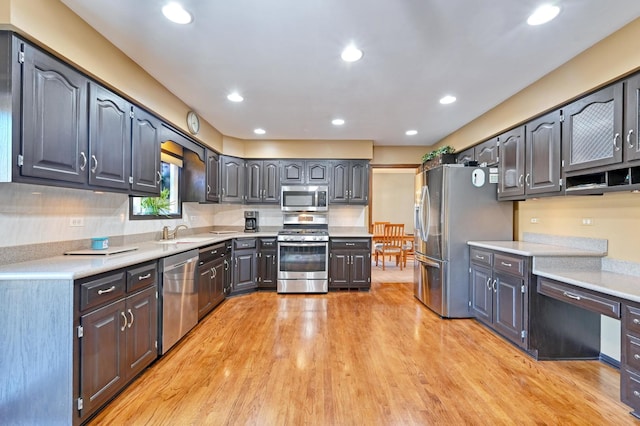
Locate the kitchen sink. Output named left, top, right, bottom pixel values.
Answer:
left=156, top=237, right=216, bottom=245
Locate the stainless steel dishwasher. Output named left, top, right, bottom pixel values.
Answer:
left=159, top=249, right=199, bottom=355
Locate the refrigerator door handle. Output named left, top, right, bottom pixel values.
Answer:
left=416, top=253, right=440, bottom=268
left=419, top=185, right=430, bottom=242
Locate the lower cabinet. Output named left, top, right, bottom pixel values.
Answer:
left=231, top=238, right=257, bottom=295
left=329, top=238, right=371, bottom=290
left=620, top=303, right=640, bottom=416
left=198, top=242, right=229, bottom=320
left=76, top=261, right=158, bottom=423
left=257, top=238, right=277, bottom=290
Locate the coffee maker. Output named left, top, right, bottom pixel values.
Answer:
left=244, top=211, right=259, bottom=232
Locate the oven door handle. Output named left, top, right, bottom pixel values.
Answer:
left=278, top=242, right=327, bottom=247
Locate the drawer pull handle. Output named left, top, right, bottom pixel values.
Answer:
left=346, top=243, right=355, bottom=246
left=501, top=262, right=512, bottom=267
left=634, top=354, right=640, bottom=360
left=634, top=319, right=640, bottom=325
left=476, top=255, right=485, bottom=260
left=138, top=273, right=151, bottom=281
left=634, top=390, right=640, bottom=398
left=562, top=291, right=581, bottom=301
left=97, top=285, right=116, bottom=295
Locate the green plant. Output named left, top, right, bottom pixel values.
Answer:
left=422, top=145, right=455, bottom=163
left=140, top=188, right=171, bottom=216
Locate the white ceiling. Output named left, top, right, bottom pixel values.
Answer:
left=60, top=0, right=640, bottom=147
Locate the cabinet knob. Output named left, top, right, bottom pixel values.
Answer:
left=633, top=318, right=640, bottom=325
left=634, top=390, right=640, bottom=398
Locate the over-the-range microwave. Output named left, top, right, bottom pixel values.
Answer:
left=281, top=185, right=328, bottom=212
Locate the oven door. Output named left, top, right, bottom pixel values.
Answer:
left=278, top=241, right=328, bottom=280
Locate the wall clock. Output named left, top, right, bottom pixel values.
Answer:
left=186, top=111, right=200, bottom=135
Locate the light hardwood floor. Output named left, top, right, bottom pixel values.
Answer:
left=88, top=267, right=637, bottom=425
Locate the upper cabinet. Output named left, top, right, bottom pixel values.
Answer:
left=280, top=160, right=305, bottom=184
left=206, top=150, right=220, bottom=202
left=476, top=138, right=499, bottom=166
left=280, top=160, right=330, bottom=185
left=624, top=74, right=640, bottom=164
left=20, top=40, right=89, bottom=185
left=246, top=160, right=280, bottom=204
left=220, top=155, right=245, bottom=203
left=329, top=160, right=369, bottom=205
left=562, top=83, right=624, bottom=173
left=498, top=111, right=562, bottom=200
left=456, top=147, right=475, bottom=165
left=130, top=108, right=161, bottom=195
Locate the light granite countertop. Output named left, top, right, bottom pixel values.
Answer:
left=0, top=229, right=372, bottom=281
left=467, top=240, right=607, bottom=257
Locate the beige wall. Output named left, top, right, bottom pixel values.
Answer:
left=372, top=170, right=415, bottom=231
left=241, top=139, right=373, bottom=159
left=372, top=146, right=425, bottom=165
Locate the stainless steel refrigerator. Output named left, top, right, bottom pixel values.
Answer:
left=414, top=165, right=513, bottom=318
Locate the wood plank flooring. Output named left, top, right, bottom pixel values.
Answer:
left=88, top=267, right=638, bottom=425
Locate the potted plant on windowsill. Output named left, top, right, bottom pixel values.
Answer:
left=421, top=145, right=456, bottom=170
left=140, top=188, right=172, bottom=216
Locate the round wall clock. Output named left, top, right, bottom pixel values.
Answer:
left=186, top=111, right=200, bottom=135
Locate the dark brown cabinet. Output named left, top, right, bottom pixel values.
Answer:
left=497, top=127, right=525, bottom=199
left=130, top=107, right=161, bottom=195
left=198, top=242, right=228, bottom=319
left=280, top=160, right=305, bottom=184
left=329, top=160, right=369, bottom=205
left=624, top=74, right=640, bottom=164
left=562, top=82, right=624, bottom=173
left=246, top=160, right=280, bottom=203
left=280, top=160, right=330, bottom=185
left=20, top=40, right=89, bottom=185
left=231, top=238, right=257, bottom=294
left=306, top=161, right=330, bottom=184
left=257, top=238, right=278, bottom=290
left=456, top=147, right=475, bottom=164
left=621, top=302, right=640, bottom=416
left=206, top=150, right=220, bottom=202
left=220, top=155, right=245, bottom=203
left=476, top=138, right=499, bottom=166
left=329, top=239, right=371, bottom=290
left=77, top=262, right=157, bottom=423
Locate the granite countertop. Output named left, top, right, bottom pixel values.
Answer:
left=0, top=228, right=372, bottom=280
left=467, top=240, right=607, bottom=257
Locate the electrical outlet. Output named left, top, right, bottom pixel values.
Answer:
left=69, top=217, right=84, bottom=227
left=530, top=218, right=540, bottom=224
left=582, top=218, right=593, bottom=226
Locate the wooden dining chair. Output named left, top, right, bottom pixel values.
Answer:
left=372, top=221, right=390, bottom=253
left=374, top=223, right=405, bottom=270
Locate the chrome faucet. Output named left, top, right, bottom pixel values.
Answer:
left=162, top=224, right=188, bottom=240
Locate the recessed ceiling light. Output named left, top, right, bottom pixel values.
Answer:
left=439, top=95, right=457, bottom=105
left=527, top=4, right=560, bottom=26
left=162, top=2, right=193, bottom=24
left=341, top=44, right=363, bottom=62
left=227, top=92, right=244, bottom=102
left=332, top=118, right=345, bottom=126
left=405, top=130, right=418, bottom=136
left=254, top=128, right=266, bottom=135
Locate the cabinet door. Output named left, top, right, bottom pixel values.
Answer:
left=306, top=161, right=329, bottom=184
left=329, top=251, right=350, bottom=287
left=131, top=108, right=161, bottom=194
left=262, top=160, right=281, bottom=203
left=211, top=260, right=225, bottom=307
left=206, top=151, right=220, bottom=202
left=349, top=161, right=369, bottom=204
left=493, top=272, right=524, bottom=347
left=198, top=261, right=215, bottom=319
left=456, top=147, right=475, bottom=164
left=257, top=250, right=278, bottom=289
left=329, top=160, right=349, bottom=203
left=80, top=299, right=126, bottom=417
left=498, top=127, right=525, bottom=198
left=625, top=74, right=640, bottom=163
left=89, top=84, right=131, bottom=190
left=476, top=138, right=499, bottom=166
left=221, top=156, right=245, bottom=203
left=281, top=160, right=305, bottom=184
left=562, top=83, right=624, bottom=172
left=124, top=286, right=157, bottom=379
left=469, top=264, right=492, bottom=324
left=245, top=160, right=263, bottom=203
left=21, top=43, right=89, bottom=184
left=525, top=111, right=562, bottom=196
left=350, top=250, right=371, bottom=287
left=233, top=250, right=256, bottom=292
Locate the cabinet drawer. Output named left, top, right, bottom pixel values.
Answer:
left=199, top=242, right=228, bottom=264
left=234, top=238, right=256, bottom=250
left=259, top=238, right=277, bottom=250
left=80, top=271, right=126, bottom=311
left=470, top=248, right=492, bottom=267
left=624, top=304, right=640, bottom=335
left=493, top=254, right=525, bottom=277
left=624, top=334, right=640, bottom=372
left=126, top=262, right=157, bottom=293
left=331, top=239, right=371, bottom=250
left=537, top=277, right=621, bottom=318
left=621, top=369, right=640, bottom=410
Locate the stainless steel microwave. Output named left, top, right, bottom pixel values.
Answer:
left=281, top=185, right=329, bottom=212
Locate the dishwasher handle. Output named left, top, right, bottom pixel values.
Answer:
left=163, top=256, right=198, bottom=273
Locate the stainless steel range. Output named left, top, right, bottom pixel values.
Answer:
left=277, top=213, right=329, bottom=293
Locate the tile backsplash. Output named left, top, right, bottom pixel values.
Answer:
left=0, top=182, right=366, bottom=250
